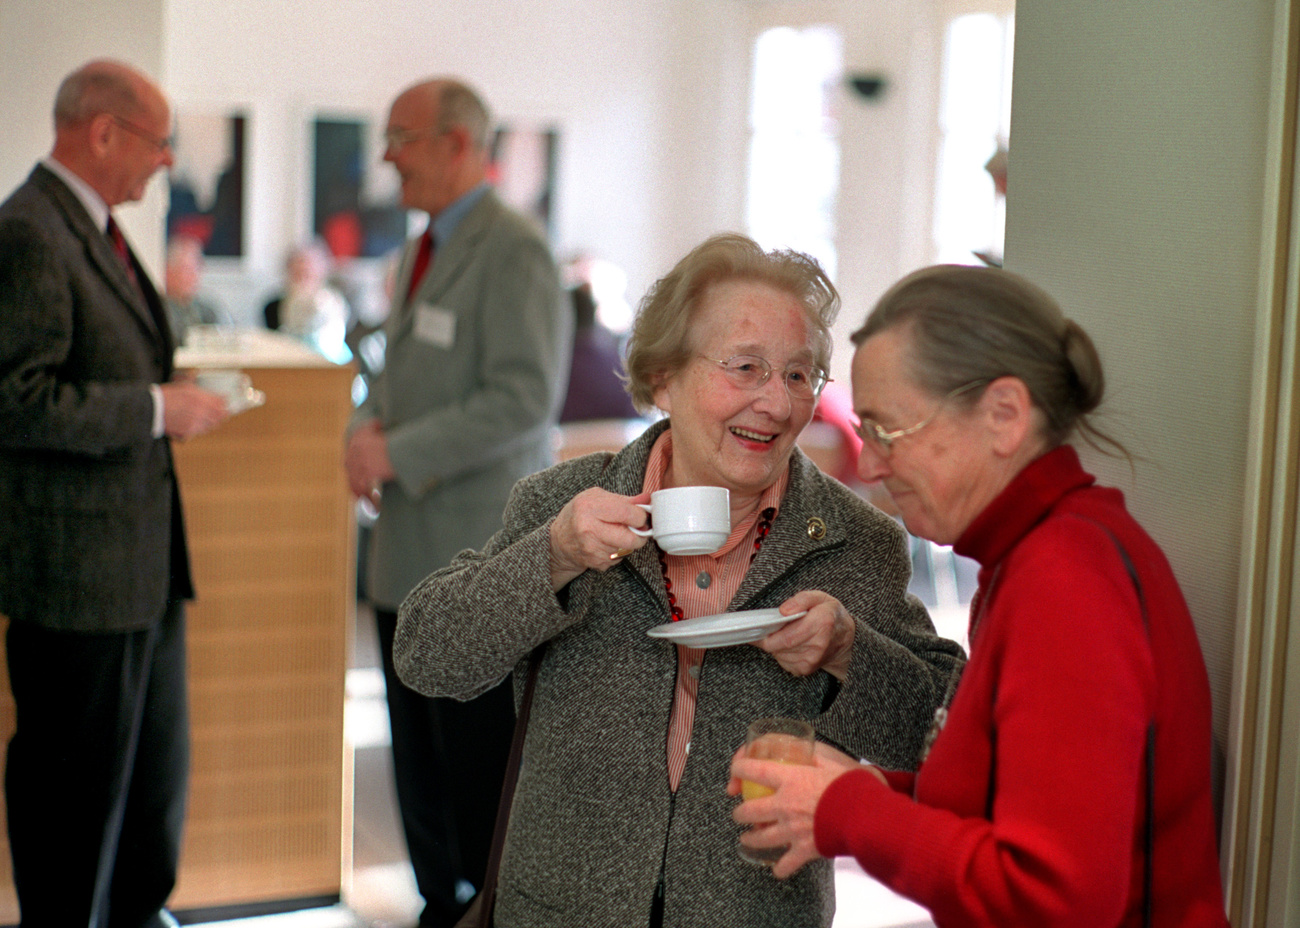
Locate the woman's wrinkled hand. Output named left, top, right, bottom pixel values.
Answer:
left=548, top=487, right=652, bottom=591
left=754, top=590, right=856, bottom=679
left=727, top=741, right=879, bottom=879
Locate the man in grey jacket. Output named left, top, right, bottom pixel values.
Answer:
left=344, top=76, right=570, bottom=928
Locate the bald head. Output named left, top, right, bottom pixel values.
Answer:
left=54, top=60, right=162, bottom=131
left=49, top=59, right=173, bottom=208
left=396, top=78, right=491, bottom=153
left=383, top=77, right=492, bottom=217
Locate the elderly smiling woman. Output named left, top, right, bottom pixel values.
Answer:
left=731, top=264, right=1230, bottom=928
left=394, top=233, right=963, bottom=928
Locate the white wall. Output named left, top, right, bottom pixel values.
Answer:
left=1007, top=0, right=1275, bottom=818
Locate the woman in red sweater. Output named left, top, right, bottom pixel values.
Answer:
left=730, top=265, right=1229, bottom=927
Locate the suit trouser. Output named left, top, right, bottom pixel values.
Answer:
left=4, top=601, right=188, bottom=928
left=375, top=609, right=514, bottom=928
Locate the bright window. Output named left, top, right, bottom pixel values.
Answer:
left=933, top=11, right=1015, bottom=266
left=746, top=25, right=843, bottom=279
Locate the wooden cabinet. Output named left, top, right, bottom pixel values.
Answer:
left=0, top=340, right=356, bottom=922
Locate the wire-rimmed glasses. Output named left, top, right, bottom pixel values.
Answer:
left=110, top=115, right=173, bottom=153
left=702, top=355, right=830, bottom=400
left=853, top=380, right=989, bottom=454
left=382, top=126, right=444, bottom=153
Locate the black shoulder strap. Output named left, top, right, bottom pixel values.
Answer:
left=470, top=647, right=545, bottom=926
left=1075, top=517, right=1154, bottom=928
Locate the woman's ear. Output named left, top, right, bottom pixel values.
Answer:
left=650, top=371, right=673, bottom=416
left=979, top=376, right=1036, bottom=457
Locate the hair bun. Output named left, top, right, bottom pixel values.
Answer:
left=1062, top=320, right=1105, bottom=414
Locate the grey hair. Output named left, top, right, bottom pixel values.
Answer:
left=623, top=233, right=839, bottom=413
left=852, top=264, right=1125, bottom=456
left=53, top=61, right=143, bottom=128
left=436, top=80, right=491, bottom=152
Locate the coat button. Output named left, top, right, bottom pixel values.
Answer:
left=807, top=517, right=827, bottom=540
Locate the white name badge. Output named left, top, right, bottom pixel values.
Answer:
left=413, top=304, right=457, bottom=349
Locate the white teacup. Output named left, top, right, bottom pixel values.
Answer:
left=631, top=486, right=730, bottom=555
left=195, top=368, right=264, bottom=413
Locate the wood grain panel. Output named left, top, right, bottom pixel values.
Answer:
left=0, top=363, right=355, bottom=922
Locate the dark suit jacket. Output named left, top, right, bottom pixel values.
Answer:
left=0, top=164, right=192, bottom=632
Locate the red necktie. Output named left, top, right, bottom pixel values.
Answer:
left=106, top=216, right=139, bottom=290
left=405, top=229, right=434, bottom=303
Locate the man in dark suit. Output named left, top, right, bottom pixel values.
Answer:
left=0, top=59, right=229, bottom=928
left=344, top=78, right=570, bottom=928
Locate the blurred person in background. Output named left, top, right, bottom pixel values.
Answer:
left=263, top=238, right=352, bottom=363
left=558, top=268, right=639, bottom=423
left=163, top=233, right=228, bottom=345
left=343, top=76, right=570, bottom=928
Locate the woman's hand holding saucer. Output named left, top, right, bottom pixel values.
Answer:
left=548, top=488, right=652, bottom=591
left=755, top=590, right=856, bottom=680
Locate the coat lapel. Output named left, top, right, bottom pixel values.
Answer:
left=34, top=166, right=169, bottom=352
left=390, top=190, right=504, bottom=344
left=416, top=191, right=501, bottom=303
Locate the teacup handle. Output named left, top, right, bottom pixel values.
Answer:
left=629, top=502, right=653, bottom=537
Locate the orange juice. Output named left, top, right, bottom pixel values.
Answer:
left=741, top=732, right=815, bottom=800
left=741, top=779, right=774, bottom=800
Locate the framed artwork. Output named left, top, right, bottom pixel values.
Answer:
left=312, top=118, right=406, bottom=260
left=489, top=125, right=558, bottom=238
left=167, top=111, right=246, bottom=257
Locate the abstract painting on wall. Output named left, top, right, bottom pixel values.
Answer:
left=489, top=125, right=558, bottom=239
left=168, top=112, right=245, bottom=257
left=312, top=118, right=406, bottom=260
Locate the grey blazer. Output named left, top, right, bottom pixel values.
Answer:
left=0, top=165, right=190, bottom=632
left=396, top=419, right=965, bottom=928
left=353, top=189, right=570, bottom=609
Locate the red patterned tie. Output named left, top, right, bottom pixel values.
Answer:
left=106, top=216, right=139, bottom=290
left=404, top=228, right=434, bottom=303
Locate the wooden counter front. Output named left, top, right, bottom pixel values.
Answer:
left=0, top=360, right=356, bottom=922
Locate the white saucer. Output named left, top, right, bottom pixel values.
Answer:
left=646, top=609, right=807, bottom=649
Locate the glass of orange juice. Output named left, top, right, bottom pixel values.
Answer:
left=739, top=717, right=816, bottom=865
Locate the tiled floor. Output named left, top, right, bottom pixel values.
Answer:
left=200, top=603, right=936, bottom=928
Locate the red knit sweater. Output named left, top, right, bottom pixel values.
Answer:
left=815, top=447, right=1229, bottom=927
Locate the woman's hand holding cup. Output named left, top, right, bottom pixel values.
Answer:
left=728, top=736, right=870, bottom=879
left=628, top=486, right=731, bottom=555
left=548, top=488, right=652, bottom=591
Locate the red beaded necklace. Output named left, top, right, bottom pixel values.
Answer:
left=657, top=506, right=776, bottom=622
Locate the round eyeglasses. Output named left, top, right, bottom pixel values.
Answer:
left=703, top=355, right=830, bottom=400
left=853, top=380, right=989, bottom=454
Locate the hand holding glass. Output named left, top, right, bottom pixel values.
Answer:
left=739, top=717, right=816, bottom=865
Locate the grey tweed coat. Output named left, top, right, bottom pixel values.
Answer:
left=395, top=419, right=964, bottom=928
